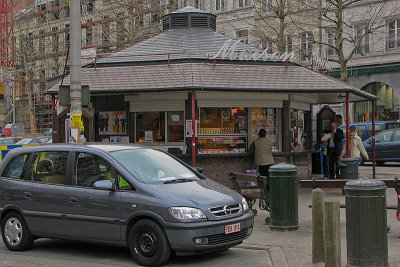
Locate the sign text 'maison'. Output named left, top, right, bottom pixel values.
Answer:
left=208, top=39, right=296, bottom=63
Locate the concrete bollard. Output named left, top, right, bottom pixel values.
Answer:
left=312, top=188, right=325, bottom=263
left=324, top=199, right=341, bottom=267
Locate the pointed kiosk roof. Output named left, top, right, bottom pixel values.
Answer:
left=48, top=7, right=376, bottom=103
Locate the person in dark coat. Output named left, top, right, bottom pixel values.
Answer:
left=327, top=121, right=344, bottom=179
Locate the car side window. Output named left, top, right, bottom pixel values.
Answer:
left=3, top=153, right=30, bottom=179
left=31, top=151, right=69, bottom=185
left=393, top=131, right=400, bottom=141
left=118, top=173, right=134, bottom=191
left=375, top=131, right=392, bottom=143
left=75, top=152, right=112, bottom=188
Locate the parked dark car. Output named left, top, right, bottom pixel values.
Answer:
left=339, top=121, right=400, bottom=142
left=363, top=128, right=400, bottom=165
left=0, top=144, right=254, bottom=266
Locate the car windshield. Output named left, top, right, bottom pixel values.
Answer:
left=110, top=149, right=200, bottom=184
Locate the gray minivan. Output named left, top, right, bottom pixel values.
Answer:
left=0, top=144, right=254, bottom=266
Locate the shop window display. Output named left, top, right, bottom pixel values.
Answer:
left=198, top=107, right=247, bottom=154
left=136, top=112, right=165, bottom=142
left=290, top=109, right=307, bottom=151
left=167, top=111, right=184, bottom=142
left=250, top=108, right=278, bottom=151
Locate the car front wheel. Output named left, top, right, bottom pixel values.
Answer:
left=1, top=212, right=34, bottom=251
left=128, top=219, right=171, bottom=266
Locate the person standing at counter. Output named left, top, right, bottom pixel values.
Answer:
left=327, top=121, right=344, bottom=179
left=249, top=129, right=275, bottom=177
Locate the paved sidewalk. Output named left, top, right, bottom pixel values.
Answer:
left=241, top=186, right=400, bottom=266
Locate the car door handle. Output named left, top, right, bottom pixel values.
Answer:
left=68, top=197, right=78, bottom=203
left=23, top=192, right=32, bottom=199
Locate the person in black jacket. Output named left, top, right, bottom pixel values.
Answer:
left=327, top=121, right=344, bottom=179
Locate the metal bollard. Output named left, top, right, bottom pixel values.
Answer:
left=344, top=178, right=388, bottom=267
left=268, top=163, right=298, bottom=230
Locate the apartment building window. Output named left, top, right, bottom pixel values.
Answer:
left=63, top=6, right=70, bottom=18
left=135, top=14, right=144, bottom=27
left=194, top=0, right=204, bottom=9
left=300, top=32, right=313, bottom=61
left=81, top=1, right=94, bottom=13
left=39, top=70, right=46, bottom=91
left=285, top=35, right=293, bottom=52
left=28, top=33, right=34, bottom=55
left=216, top=0, right=225, bottom=11
left=261, top=39, right=273, bottom=52
left=355, top=25, right=369, bottom=55
left=388, top=19, right=400, bottom=50
left=52, top=27, right=59, bottom=52
left=237, top=29, right=249, bottom=44
left=116, top=21, right=126, bottom=42
left=327, top=30, right=336, bottom=56
left=39, top=30, right=45, bottom=54
left=261, top=0, right=272, bottom=13
left=169, top=0, right=179, bottom=10
left=239, top=0, right=250, bottom=8
left=86, top=26, right=93, bottom=46
left=102, top=18, right=111, bottom=44
left=65, top=24, right=70, bottom=50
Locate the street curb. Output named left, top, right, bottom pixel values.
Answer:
left=237, top=244, right=299, bottom=267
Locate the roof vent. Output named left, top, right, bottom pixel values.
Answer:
left=162, top=6, right=216, bottom=31
left=191, top=15, right=208, bottom=28
left=171, top=15, right=189, bottom=28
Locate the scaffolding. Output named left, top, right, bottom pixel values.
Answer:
left=33, top=94, right=52, bottom=133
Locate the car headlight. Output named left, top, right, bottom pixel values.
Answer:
left=242, top=197, right=249, bottom=212
left=169, top=207, right=206, bottom=220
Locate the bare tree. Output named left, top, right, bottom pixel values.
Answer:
left=104, top=0, right=188, bottom=51
left=253, top=0, right=318, bottom=53
left=317, top=0, right=399, bottom=82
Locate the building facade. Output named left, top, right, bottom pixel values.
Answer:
left=7, top=0, right=190, bottom=133
left=195, top=0, right=400, bottom=124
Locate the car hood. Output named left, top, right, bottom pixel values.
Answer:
left=148, top=178, right=242, bottom=208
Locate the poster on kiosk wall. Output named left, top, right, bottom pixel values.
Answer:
left=98, top=111, right=127, bottom=135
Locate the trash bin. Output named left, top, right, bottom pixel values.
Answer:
left=269, top=163, right=298, bottom=230
left=344, top=178, right=388, bottom=267
left=338, top=157, right=360, bottom=179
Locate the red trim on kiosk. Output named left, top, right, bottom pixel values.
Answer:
left=192, top=91, right=196, bottom=167
left=345, top=92, right=350, bottom=157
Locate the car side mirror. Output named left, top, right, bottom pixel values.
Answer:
left=93, top=179, right=115, bottom=191
left=193, top=166, right=203, bottom=174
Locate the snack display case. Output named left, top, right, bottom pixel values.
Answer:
left=198, top=135, right=247, bottom=154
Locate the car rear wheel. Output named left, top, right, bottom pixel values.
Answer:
left=128, top=219, right=171, bottom=266
left=1, top=212, right=34, bottom=251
